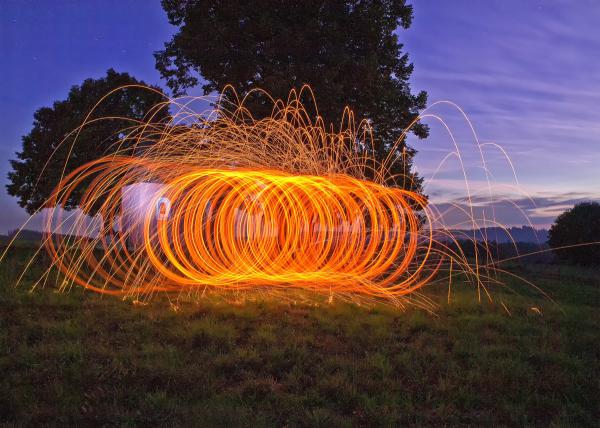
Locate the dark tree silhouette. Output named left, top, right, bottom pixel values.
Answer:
left=548, top=202, right=600, bottom=266
left=155, top=0, right=428, bottom=192
left=7, top=69, right=170, bottom=215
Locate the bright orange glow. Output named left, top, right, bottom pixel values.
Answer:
left=44, top=157, right=442, bottom=301
left=7, top=86, right=535, bottom=309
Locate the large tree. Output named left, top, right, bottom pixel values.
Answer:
left=7, top=69, right=170, bottom=215
left=155, top=0, right=428, bottom=190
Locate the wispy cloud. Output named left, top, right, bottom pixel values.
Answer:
left=430, top=191, right=600, bottom=229
left=403, top=0, right=600, bottom=215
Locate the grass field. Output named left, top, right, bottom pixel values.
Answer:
left=1, top=246, right=598, bottom=426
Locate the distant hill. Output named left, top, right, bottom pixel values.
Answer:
left=441, top=226, right=548, bottom=244
left=6, top=229, right=45, bottom=241
left=3, top=227, right=548, bottom=247
left=0, top=229, right=45, bottom=248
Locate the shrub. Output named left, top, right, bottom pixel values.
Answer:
left=548, top=202, right=600, bottom=266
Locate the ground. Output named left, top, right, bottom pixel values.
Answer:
left=1, top=246, right=598, bottom=427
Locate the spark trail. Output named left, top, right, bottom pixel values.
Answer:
left=7, top=87, right=528, bottom=309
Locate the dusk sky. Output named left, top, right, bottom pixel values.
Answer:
left=1, top=0, right=599, bottom=232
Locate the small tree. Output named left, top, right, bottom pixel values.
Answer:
left=7, top=69, right=170, bottom=216
left=548, top=202, right=600, bottom=266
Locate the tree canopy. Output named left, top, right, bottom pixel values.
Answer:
left=155, top=0, right=428, bottom=191
left=548, top=201, right=600, bottom=266
left=7, top=69, right=169, bottom=215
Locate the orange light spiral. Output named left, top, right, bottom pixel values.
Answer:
left=44, top=157, right=440, bottom=300
left=37, top=87, right=450, bottom=305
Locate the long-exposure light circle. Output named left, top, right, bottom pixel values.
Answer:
left=39, top=87, right=447, bottom=305
left=44, top=157, right=439, bottom=300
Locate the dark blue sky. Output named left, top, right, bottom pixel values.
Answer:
left=1, top=0, right=599, bottom=232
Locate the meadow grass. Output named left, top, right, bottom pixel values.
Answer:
left=0, top=246, right=598, bottom=426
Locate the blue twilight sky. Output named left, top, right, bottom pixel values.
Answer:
left=1, top=0, right=599, bottom=232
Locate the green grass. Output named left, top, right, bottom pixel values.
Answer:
left=1, top=246, right=598, bottom=426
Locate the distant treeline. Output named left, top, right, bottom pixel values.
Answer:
left=442, top=226, right=548, bottom=245
left=445, top=240, right=553, bottom=265
left=3, top=228, right=554, bottom=264
left=6, top=229, right=44, bottom=241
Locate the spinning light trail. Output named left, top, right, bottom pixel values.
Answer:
left=9, top=86, right=519, bottom=308
left=45, top=157, right=440, bottom=300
